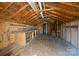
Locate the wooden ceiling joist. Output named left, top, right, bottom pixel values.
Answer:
left=28, top=15, right=39, bottom=22
left=46, top=3, right=79, bottom=16
left=28, top=17, right=40, bottom=25
left=60, top=2, right=79, bottom=8
left=48, top=11, right=72, bottom=21
left=32, top=19, right=41, bottom=25
left=45, top=12, right=67, bottom=23
left=23, top=9, right=33, bottom=16
left=0, top=2, right=79, bottom=25
left=26, top=12, right=38, bottom=20
left=29, top=16, right=39, bottom=23
left=1, top=2, right=13, bottom=13
left=9, top=4, right=29, bottom=19
left=22, top=12, right=38, bottom=24
left=24, top=10, right=36, bottom=19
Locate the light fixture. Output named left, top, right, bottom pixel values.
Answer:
left=28, top=2, right=38, bottom=11
left=38, top=2, right=44, bottom=18
left=28, top=2, right=44, bottom=18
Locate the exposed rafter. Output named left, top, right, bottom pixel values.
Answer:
left=8, top=4, right=29, bottom=19
left=45, top=12, right=67, bottom=23
left=23, top=9, right=33, bottom=16
left=46, top=3, right=79, bottom=16
left=47, top=11, right=71, bottom=21
left=29, top=15, right=39, bottom=23
left=26, top=12, right=38, bottom=21
left=1, top=2, right=13, bottom=13
left=48, top=11, right=72, bottom=20
left=60, top=2, right=79, bottom=8
left=0, top=2, right=79, bottom=25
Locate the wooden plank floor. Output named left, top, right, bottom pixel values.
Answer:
left=1, top=35, right=79, bottom=56
left=21, top=35, right=79, bottom=56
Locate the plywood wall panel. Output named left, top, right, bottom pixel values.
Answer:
left=62, top=20, right=79, bottom=48
left=15, top=32, right=26, bottom=46
left=66, top=28, right=71, bottom=43
left=71, top=28, right=78, bottom=47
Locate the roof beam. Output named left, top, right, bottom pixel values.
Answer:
left=27, top=17, right=40, bottom=25
left=23, top=9, right=33, bottom=16
left=28, top=14, right=38, bottom=22
left=29, top=15, right=39, bottom=23
left=44, top=15, right=61, bottom=23
left=26, top=12, right=38, bottom=20
left=8, top=4, right=29, bottom=19
left=22, top=12, right=38, bottom=24
left=60, top=2, right=79, bottom=8
left=13, top=18, right=34, bottom=25
left=47, top=11, right=72, bottom=21
left=31, top=18, right=41, bottom=25
left=49, top=11, right=72, bottom=20
left=1, top=2, right=13, bottom=13
left=45, top=12, right=67, bottom=23
left=46, top=3, right=79, bottom=16
left=16, top=11, right=37, bottom=24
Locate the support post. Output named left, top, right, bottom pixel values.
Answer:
left=32, top=32, right=34, bottom=39
left=77, top=21, right=79, bottom=48
left=35, top=30, right=37, bottom=37
left=57, top=20, right=58, bottom=38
